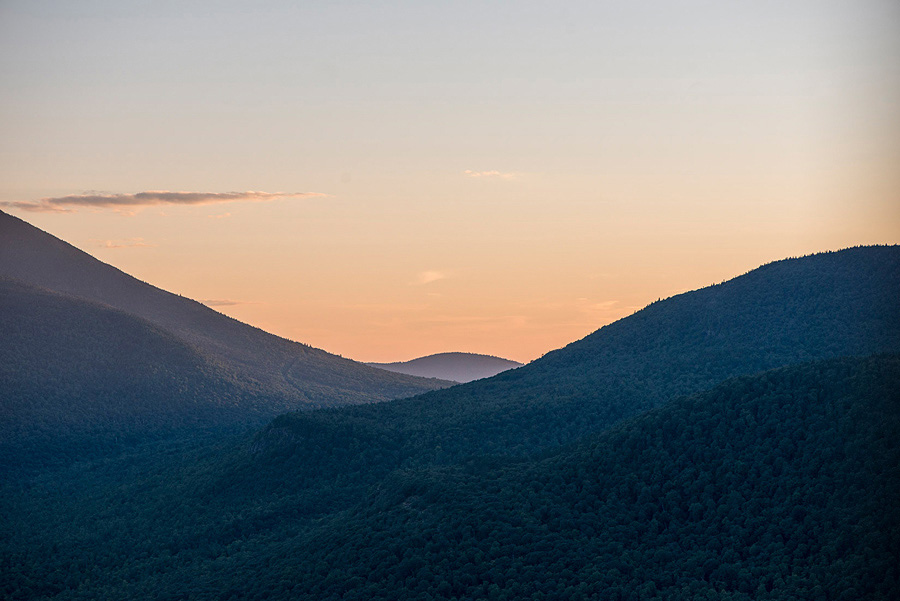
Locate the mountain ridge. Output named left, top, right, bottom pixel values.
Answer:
left=257, top=245, right=900, bottom=464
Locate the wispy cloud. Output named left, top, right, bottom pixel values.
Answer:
left=463, top=170, right=516, bottom=179
left=200, top=299, right=251, bottom=307
left=93, top=238, right=156, bottom=249
left=416, top=270, right=447, bottom=285
left=587, top=300, right=619, bottom=311
left=1, top=190, right=325, bottom=213
left=208, top=212, right=232, bottom=219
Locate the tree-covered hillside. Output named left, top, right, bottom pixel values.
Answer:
left=254, top=246, right=900, bottom=467
left=290, top=355, right=899, bottom=601
left=130, top=245, right=900, bottom=532
left=0, top=280, right=261, bottom=467
left=3, top=355, right=897, bottom=600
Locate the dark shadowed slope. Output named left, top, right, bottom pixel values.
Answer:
left=280, top=355, right=900, bottom=601
left=368, top=352, right=523, bottom=383
left=0, top=210, right=449, bottom=408
left=0, top=280, right=257, bottom=452
left=5, top=356, right=896, bottom=600
left=264, top=246, right=900, bottom=462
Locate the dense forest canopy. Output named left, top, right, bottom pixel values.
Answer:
left=2, top=356, right=897, bottom=600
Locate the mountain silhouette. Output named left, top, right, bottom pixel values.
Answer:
left=0, top=210, right=448, bottom=408
left=260, top=246, right=900, bottom=464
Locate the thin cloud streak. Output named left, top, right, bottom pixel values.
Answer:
left=464, top=170, right=516, bottom=179
left=416, top=270, right=447, bottom=285
left=1, top=190, right=326, bottom=213
left=94, top=238, right=156, bottom=249
left=200, top=299, right=252, bottom=307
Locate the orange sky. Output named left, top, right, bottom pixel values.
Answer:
left=2, top=1, right=898, bottom=363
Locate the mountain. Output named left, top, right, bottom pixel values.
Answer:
left=5, top=355, right=897, bottom=599
left=259, top=246, right=900, bottom=464
left=367, top=352, right=523, bottom=383
left=180, top=246, right=900, bottom=516
left=261, top=355, right=900, bottom=600
left=5, top=246, right=888, bottom=559
left=0, top=210, right=449, bottom=414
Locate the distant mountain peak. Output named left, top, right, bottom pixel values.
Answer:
left=368, top=351, right=523, bottom=383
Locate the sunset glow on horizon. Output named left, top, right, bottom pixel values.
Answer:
left=2, top=1, right=898, bottom=363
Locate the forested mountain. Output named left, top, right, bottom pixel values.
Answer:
left=0, top=211, right=448, bottom=411
left=263, top=355, right=900, bottom=601
left=96, top=245, right=895, bottom=529
left=4, top=355, right=897, bottom=600
left=255, top=246, right=900, bottom=464
left=368, top=352, right=523, bottom=383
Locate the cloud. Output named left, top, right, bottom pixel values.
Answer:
left=589, top=300, right=619, bottom=310
left=208, top=212, right=232, bottom=219
left=200, top=299, right=249, bottom=307
left=94, top=238, right=156, bottom=249
left=416, top=270, right=447, bottom=285
left=463, top=170, right=516, bottom=179
left=1, top=190, right=325, bottom=213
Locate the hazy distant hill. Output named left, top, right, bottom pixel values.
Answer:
left=368, top=352, right=523, bottom=383
left=0, top=210, right=449, bottom=411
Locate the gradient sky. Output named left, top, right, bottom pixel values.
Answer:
left=2, top=0, right=898, bottom=363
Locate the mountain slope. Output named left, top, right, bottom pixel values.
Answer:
left=261, top=246, right=900, bottom=463
left=0, top=210, right=449, bottom=409
left=5, top=355, right=897, bottom=599
left=0, top=279, right=324, bottom=462
left=280, top=355, right=900, bottom=600
left=368, top=352, right=523, bottom=383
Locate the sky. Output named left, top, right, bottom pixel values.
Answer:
left=1, top=0, right=898, bottom=363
